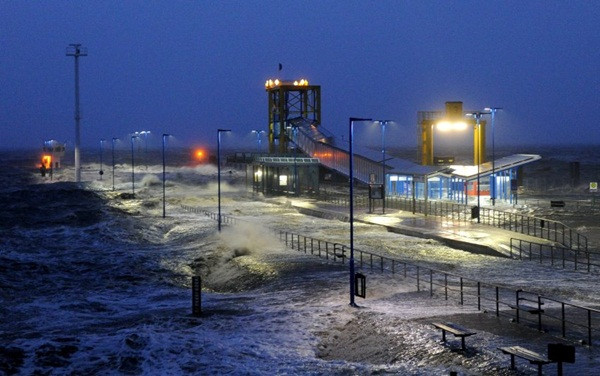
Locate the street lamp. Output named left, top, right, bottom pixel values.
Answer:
left=162, top=133, right=171, bottom=218
left=111, top=137, right=118, bottom=191
left=484, top=107, right=502, bottom=206
left=349, top=117, right=372, bottom=307
left=217, top=129, right=231, bottom=232
left=375, top=120, right=391, bottom=214
left=99, top=139, right=106, bottom=180
left=251, top=130, right=265, bottom=152
left=131, top=134, right=139, bottom=195
left=465, top=111, right=490, bottom=223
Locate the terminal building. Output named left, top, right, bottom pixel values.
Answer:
left=250, top=79, right=540, bottom=205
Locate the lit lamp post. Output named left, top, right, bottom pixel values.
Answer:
left=111, top=137, right=118, bottom=191
left=217, top=129, right=231, bottom=232
left=251, top=130, right=265, bottom=152
left=140, top=131, right=150, bottom=169
left=99, top=139, right=106, bottom=180
left=376, top=120, right=391, bottom=213
left=349, top=117, right=372, bottom=307
left=465, top=111, right=490, bottom=223
left=484, top=107, right=502, bottom=206
left=130, top=134, right=139, bottom=195
left=162, top=133, right=171, bottom=218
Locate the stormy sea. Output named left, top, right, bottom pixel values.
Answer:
left=1, top=145, right=599, bottom=375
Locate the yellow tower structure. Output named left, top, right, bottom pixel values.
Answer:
left=418, top=101, right=486, bottom=166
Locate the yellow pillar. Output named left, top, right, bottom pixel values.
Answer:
left=421, top=119, right=434, bottom=165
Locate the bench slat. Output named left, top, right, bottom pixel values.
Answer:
left=499, top=346, right=551, bottom=364
left=432, top=322, right=476, bottom=336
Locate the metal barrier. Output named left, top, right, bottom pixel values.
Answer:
left=180, top=205, right=239, bottom=226
left=279, top=229, right=600, bottom=346
left=319, top=194, right=589, bottom=253
left=509, top=238, right=600, bottom=273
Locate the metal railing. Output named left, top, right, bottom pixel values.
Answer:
left=279, top=229, right=600, bottom=346
left=318, top=194, right=589, bottom=253
left=180, top=205, right=239, bottom=226
left=509, top=238, right=600, bottom=273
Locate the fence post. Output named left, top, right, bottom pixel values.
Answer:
left=380, top=257, right=384, bottom=272
left=537, top=295, right=543, bottom=331
left=430, top=270, right=433, bottom=297
left=588, top=310, right=592, bottom=346
left=496, top=286, right=499, bottom=317
left=445, top=274, right=448, bottom=300
left=515, top=290, right=521, bottom=323
left=417, top=266, right=420, bottom=291
left=404, top=263, right=407, bottom=278
left=477, top=282, right=481, bottom=311
left=460, top=277, right=463, bottom=305
left=561, top=302, right=566, bottom=338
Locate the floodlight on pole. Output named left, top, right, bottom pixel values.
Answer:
left=66, top=43, right=87, bottom=183
left=217, top=129, right=231, bottom=232
left=111, top=138, right=118, bottom=191
left=465, top=111, right=490, bottom=223
left=484, top=107, right=502, bottom=206
left=349, top=117, right=372, bottom=307
left=375, top=120, right=391, bottom=214
left=162, top=134, right=171, bottom=218
left=251, top=130, right=265, bottom=152
left=131, top=135, right=139, bottom=195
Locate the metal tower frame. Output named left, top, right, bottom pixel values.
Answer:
left=266, top=81, right=321, bottom=154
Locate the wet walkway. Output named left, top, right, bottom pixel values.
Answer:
left=289, top=199, right=556, bottom=258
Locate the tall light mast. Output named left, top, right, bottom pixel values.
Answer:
left=66, top=44, right=87, bottom=182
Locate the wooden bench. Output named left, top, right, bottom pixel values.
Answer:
left=499, top=346, right=553, bottom=376
left=431, top=322, right=476, bottom=351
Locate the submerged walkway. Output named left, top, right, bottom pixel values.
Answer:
left=289, top=199, right=557, bottom=258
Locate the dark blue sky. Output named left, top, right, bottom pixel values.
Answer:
left=1, top=1, right=599, bottom=151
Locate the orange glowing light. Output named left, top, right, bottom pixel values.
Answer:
left=41, top=155, right=52, bottom=168
left=193, top=148, right=207, bottom=162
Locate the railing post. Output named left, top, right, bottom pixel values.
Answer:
left=537, top=295, right=543, bottom=331
left=417, top=266, right=420, bottom=291
left=477, top=282, right=481, bottom=311
left=561, top=302, right=566, bottom=338
left=496, top=286, right=499, bottom=317
left=445, top=274, right=448, bottom=300
left=430, top=270, right=433, bottom=297
left=515, top=290, right=521, bottom=323
left=380, top=257, right=384, bottom=272
left=588, top=310, right=592, bottom=346
left=460, top=277, right=463, bottom=305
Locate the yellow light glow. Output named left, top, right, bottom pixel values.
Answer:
left=274, top=79, right=280, bottom=86
left=293, top=80, right=299, bottom=86
left=437, top=121, right=468, bottom=132
left=41, top=155, right=52, bottom=168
